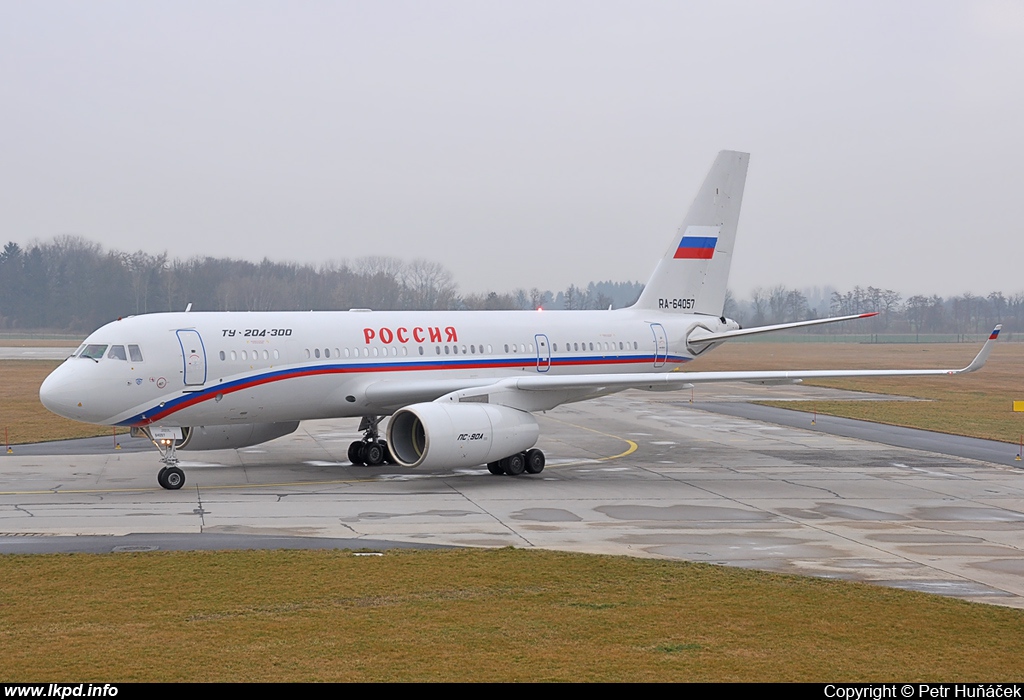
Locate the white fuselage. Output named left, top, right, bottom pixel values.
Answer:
left=39, top=308, right=735, bottom=428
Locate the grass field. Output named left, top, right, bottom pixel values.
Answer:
left=0, top=361, right=127, bottom=444
left=3, top=548, right=1024, bottom=682
left=690, top=341, right=1024, bottom=444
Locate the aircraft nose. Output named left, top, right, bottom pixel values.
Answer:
left=39, top=365, right=74, bottom=418
left=38, top=360, right=108, bottom=421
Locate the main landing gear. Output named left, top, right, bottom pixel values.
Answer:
left=487, top=448, right=545, bottom=476
left=348, top=416, right=394, bottom=467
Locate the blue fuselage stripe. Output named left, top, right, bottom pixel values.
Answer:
left=116, top=353, right=690, bottom=425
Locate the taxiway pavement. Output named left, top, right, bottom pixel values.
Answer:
left=3, top=386, right=1023, bottom=608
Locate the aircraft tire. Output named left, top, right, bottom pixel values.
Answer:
left=163, top=466, right=185, bottom=490
left=525, top=449, right=545, bottom=474
left=379, top=440, right=393, bottom=465
left=348, top=441, right=365, bottom=465
left=157, top=467, right=168, bottom=489
left=503, top=453, right=526, bottom=476
left=487, top=461, right=505, bottom=475
left=363, top=441, right=385, bottom=466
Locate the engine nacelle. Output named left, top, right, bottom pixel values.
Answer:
left=178, top=422, right=300, bottom=451
left=387, top=403, right=539, bottom=468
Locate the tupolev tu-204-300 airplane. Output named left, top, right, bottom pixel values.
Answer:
left=39, top=151, right=1001, bottom=489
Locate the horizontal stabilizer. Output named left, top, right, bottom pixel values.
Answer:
left=687, top=312, right=878, bottom=346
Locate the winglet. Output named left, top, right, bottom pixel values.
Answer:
left=959, top=325, right=1001, bottom=373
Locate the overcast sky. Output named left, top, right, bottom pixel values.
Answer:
left=2, top=1, right=1022, bottom=299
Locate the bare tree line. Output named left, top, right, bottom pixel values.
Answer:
left=2, top=237, right=1020, bottom=334
left=0, top=237, right=641, bottom=331
left=732, top=284, right=1024, bottom=334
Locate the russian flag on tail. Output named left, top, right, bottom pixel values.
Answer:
left=674, top=226, right=720, bottom=260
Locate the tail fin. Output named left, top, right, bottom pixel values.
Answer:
left=633, top=150, right=749, bottom=315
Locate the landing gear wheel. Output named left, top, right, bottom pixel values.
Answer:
left=348, top=441, right=365, bottom=465
left=525, top=449, right=545, bottom=474
left=379, top=440, right=393, bottom=465
left=363, top=441, right=385, bottom=466
left=503, top=453, right=526, bottom=476
left=158, top=466, right=185, bottom=490
left=487, top=461, right=505, bottom=475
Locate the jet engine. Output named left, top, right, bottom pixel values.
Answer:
left=178, top=421, right=300, bottom=450
left=386, top=403, right=539, bottom=468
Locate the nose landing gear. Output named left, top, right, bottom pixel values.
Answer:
left=135, top=426, right=187, bottom=490
left=157, top=465, right=185, bottom=490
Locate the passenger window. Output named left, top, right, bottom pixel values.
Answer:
left=219, top=351, right=226, bottom=361
left=107, top=345, right=127, bottom=361
left=128, top=345, right=144, bottom=362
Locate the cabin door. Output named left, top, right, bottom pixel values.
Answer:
left=650, top=323, right=668, bottom=367
left=176, top=329, right=207, bottom=386
left=535, top=334, right=551, bottom=372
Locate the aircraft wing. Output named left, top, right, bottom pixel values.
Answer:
left=422, top=325, right=1001, bottom=412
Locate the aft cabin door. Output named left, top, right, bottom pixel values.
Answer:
left=535, top=334, right=551, bottom=372
left=176, top=330, right=207, bottom=386
left=650, top=323, right=668, bottom=367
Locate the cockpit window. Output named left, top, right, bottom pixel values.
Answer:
left=71, top=344, right=85, bottom=358
left=107, top=345, right=127, bottom=361
left=80, top=344, right=108, bottom=360
left=128, top=345, right=144, bottom=362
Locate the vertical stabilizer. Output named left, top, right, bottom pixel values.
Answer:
left=634, top=150, right=749, bottom=316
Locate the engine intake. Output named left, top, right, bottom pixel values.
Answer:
left=387, top=403, right=539, bottom=468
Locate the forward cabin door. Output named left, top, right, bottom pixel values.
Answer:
left=176, top=330, right=207, bottom=386
left=650, top=323, right=668, bottom=367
